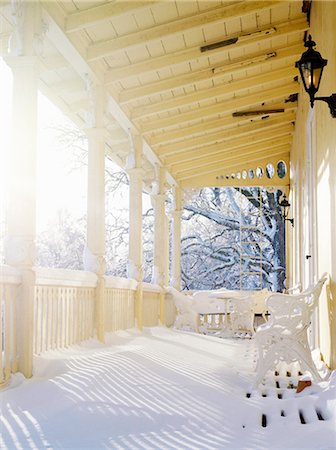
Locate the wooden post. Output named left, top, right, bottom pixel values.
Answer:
left=127, top=133, right=144, bottom=329
left=171, top=186, right=183, bottom=291
left=151, top=166, right=169, bottom=325
left=83, top=85, right=107, bottom=342
left=4, top=50, right=39, bottom=377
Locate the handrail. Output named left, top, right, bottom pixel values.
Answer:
left=104, top=275, right=137, bottom=290
left=1, top=264, right=168, bottom=292
left=35, top=267, right=97, bottom=287
left=142, top=282, right=161, bottom=293
left=0, top=265, right=22, bottom=284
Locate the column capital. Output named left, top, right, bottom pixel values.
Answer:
left=4, top=55, right=39, bottom=70
left=151, top=265, right=165, bottom=286
left=170, top=209, right=183, bottom=219
left=150, top=193, right=166, bottom=201
left=84, top=126, right=107, bottom=140
left=4, top=235, right=36, bottom=268
left=83, top=246, right=106, bottom=276
left=150, top=193, right=166, bottom=209
left=126, top=167, right=145, bottom=178
left=127, top=260, right=144, bottom=282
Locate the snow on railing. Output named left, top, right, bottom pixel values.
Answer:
left=0, top=265, right=20, bottom=386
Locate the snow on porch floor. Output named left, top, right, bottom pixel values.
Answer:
left=1, top=327, right=335, bottom=450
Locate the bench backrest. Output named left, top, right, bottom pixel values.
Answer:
left=264, top=273, right=328, bottom=337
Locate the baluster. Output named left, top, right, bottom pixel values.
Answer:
left=11, top=285, right=18, bottom=373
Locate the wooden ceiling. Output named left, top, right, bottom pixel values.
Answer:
left=0, top=1, right=309, bottom=189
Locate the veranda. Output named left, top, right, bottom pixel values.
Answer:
left=0, top=1, right=336, bottom=447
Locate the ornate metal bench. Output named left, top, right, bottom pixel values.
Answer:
left=253, top=273, right=328, bottom=389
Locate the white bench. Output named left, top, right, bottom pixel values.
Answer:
left=253, top=273, right=328, bottom=388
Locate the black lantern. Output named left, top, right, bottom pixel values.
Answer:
left=295, top=35, right=336, bottom=118
left=279, top=194, right=294, bottom=227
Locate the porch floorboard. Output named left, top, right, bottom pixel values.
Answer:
left=0, top=327, right=335, bottom=449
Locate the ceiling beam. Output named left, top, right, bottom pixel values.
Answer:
left=131, top=66, right=297, bottom=119
left=119, top=43, right=302, bottom=104
left=65, top=2, right=157, bottom=33
left=39, top=54, right=69, bottom=73
left=147, top=101, right=296, bottom=146
left=156, top=111, right=295, bottom=156
left=105, top=17, right=307, bottom=82
left=49, top=78, right=86, bottom=94
left=88, top=1, right=281, bottom=61
left=139, top=81, right=298, bottom=133
left=38, top=81, right=86, bottom=130
left=43, top=7, right=100, bottom=84
left=166, top=126, right=293, bottom=169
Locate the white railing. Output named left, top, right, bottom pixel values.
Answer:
left=104, top=277, right=136, bottom=332
left=143, top=283, right=161, bottom=327
left=0, top=265, right=20, bottom=386
left=34, top=269, right=96, bottom=354
left=1, top=264, right=178, bottom=385
left=164, top=292, right=176, bottom=327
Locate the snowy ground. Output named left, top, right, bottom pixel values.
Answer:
left=1, top=327, right=335, bottom=450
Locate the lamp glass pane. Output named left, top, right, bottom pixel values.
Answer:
left=313, top=67, right=323, bottom=91
left=300, top=62, right=323, bottom=94
left=300, top=63, right=312, bottom=92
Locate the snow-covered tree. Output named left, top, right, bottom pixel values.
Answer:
left=36, top=124, right=285, bottom=292
left=37, top=210, right=86, bottom=269
left=181, top=187, right=285, bottom=292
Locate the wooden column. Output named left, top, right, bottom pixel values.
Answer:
left=171, top=186, right=183, bottom=291
left=4, top=2, right=41, bottom=378
left=151, top=166, right=168, bottom=324
left=127, top=133, right=144, bottom=329
left=83, top=85, right=106, bottom=342
left=151, top=166, right=167, bottom=286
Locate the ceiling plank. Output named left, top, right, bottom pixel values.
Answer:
left=147, top=101, right=297, bottom=145
left=174, top=141, right=290, bottom=178
left=131, top=66, right=297, bottom=119
left=214, top=148, right=290, bottom=173
left=156, top=111, right=295, bottom=156
left=177, top=148, right=290, bottom=180
left=119, top=43, right=302, bottom=104
left=166, top=126, right=293, bottom=169
left=65, top=2, right=157, bottom=33
left=88, top=1, right=282, bottom=61
left=139, top=81, right=298, bottom=133
left=171, top=141, right=291, bottom=175
left=105, top=18, right=307, bottom=82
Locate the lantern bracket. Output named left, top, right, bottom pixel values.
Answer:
left=314, top=94, right=336, bottom=118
